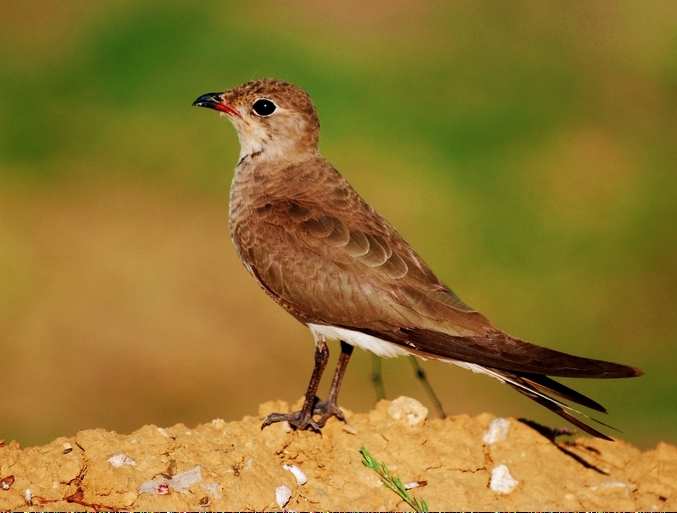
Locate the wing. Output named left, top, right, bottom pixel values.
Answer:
left=233, top=175, right=494, bottom=337
left=232, top=163, right=641, bottom=379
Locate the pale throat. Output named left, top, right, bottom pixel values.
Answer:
left=235, top=122, right=270, bottom=161
left=229, top=116, right=305, bottom=165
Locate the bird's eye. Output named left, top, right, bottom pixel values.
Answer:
left=252, top=98, right=277, bottom=117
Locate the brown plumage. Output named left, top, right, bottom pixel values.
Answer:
left=193, top=78, right=642, bottom=440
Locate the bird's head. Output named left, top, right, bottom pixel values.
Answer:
left=193, top=78, right=321, bottom=165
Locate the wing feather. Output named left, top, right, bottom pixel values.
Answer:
left=232, top=164, right=641, bottom=379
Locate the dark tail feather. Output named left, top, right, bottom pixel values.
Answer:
left=489, top=369, right=623, bottom=440
left=520, top=374, right=608, bottom=413
left=509, top=382, right=614, bottom=440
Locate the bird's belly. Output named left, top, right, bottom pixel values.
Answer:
left=308, top=323, right=411, bottom=358
left=307, top=322, right=505, bottom=383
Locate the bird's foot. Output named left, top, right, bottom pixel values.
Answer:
left=312, top=399, right=346, bottom=428
left=261, top=410, right=323, bottom=432
left=261, top=396, right=346, bottom=432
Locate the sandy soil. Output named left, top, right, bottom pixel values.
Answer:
left=0, top=396, right=674, bottom=511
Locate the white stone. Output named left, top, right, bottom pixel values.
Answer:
left=139, top=466, right=202, bottom=495
left=483, top=418, right=511, bottom=444
left=108, top=453, right=137, bottom=468
left=283, top=464, right=308, bottom=485
left=490, top=464, right=519, bottom=494
left=275, top=485, right=292, bottom=508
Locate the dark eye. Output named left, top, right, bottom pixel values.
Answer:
left=252, top=98, right=276, bottom=116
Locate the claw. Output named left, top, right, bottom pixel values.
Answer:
left=261, top=411, right=323, bottom=433
left=262, top=399, right=347, bottom=432
left=312, top=400, right=346, bottom=428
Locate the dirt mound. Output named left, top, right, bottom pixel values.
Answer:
left=1, top=397, right=674, bottom=511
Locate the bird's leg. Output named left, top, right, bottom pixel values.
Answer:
left=261, top=336, right=330, bottom=432
left=371, top=354, right=386, bottom=401
left=314, top=340, right=354, bottom=427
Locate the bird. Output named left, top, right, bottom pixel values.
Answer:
left=193, top=78, right=642, bottom=440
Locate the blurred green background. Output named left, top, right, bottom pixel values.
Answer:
left=1, top=1, right=675, bottom=449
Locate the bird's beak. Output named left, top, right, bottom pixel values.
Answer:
left=192, top=92, right=242, bottom=118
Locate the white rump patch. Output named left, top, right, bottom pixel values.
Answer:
left=307, top=323, right=505, bottom=381
left=308, top=324, right=411, bottom=358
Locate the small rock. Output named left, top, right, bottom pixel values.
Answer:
left=483, top=418, right=511, bottom=444
left=283, top=464, right=308, bottom=485
left=108, top=453, right=137, bottom=468
left=171, top=466, right=202, bottom=491
left=139, top=466, right=202, bottom=495
left=387, top=396, right=428, bottom=426
left=0, top=475, right=14, bottom=490
left=275, top=484, right=292, bottom=508
left=211, top=418, right=226, bottom=429
left=342, top=424, right=358, bottom=435
left=490, top=464, right=519, bottom=494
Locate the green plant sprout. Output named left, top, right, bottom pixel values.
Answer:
left=359, top=445, right=429, bottom=512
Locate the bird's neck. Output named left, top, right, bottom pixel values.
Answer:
left=237, top=140, right=319, bottom=167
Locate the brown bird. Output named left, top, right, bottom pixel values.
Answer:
left=193, top=78, right=642, bottom=440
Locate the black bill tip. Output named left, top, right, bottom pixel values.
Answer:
left=192, top=92, right=225, bottom=109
